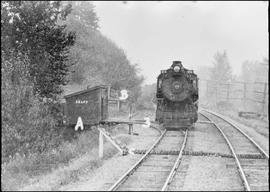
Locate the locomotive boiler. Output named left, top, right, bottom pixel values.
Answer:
left=155, top=61, right=198, bottom=130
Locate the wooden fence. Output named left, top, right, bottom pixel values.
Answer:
left=199, top=79, right=268, bottom=116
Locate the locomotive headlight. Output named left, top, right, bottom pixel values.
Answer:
left=174, top=66, right=180, bottom=72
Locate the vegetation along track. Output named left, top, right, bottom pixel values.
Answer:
left=200, top=109, right=269, bottom=191
left=108, top=129, right=188, bottom=191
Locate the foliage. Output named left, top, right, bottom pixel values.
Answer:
left=137, top=83, right=156, bottom=110
left=1, top=1, right=77, bottom=162
left=210, top=50, right=232, bottom=83
left=1, top=52, right=65, bottom=162
left=64, top=1, right=144, bottom=103
left=64, top=1, right=99, bottom=33
left=240, top=57, right=268, bottom=83
left=2, top=125, right=131, bottom=191
left=1, top=1, right=76, bottom=99
left=1, top=129, right=97, bottom=190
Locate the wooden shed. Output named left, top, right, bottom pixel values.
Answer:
left=64, top=85, right=109, bottom=126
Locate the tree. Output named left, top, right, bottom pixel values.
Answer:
left=1, top=1, right=77, bottom=160
left=241, top=57, right=268, bottom=83
left=64, top=1, right=99, bottom=33
left=137, top=83, right=157, bottom=110
left=210, top=50, right=232, bottom=83
left=63, top=1, right=100, bottom=84
left=1, top=50, right=65, bottom=160
left=64, top=2, right=144, bottom=103
left=1, top=1, right=76, bottom=99
left=241, top=60, right=257, bottom=82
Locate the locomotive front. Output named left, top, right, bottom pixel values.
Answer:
left=156, top=61, right=198, bottom=130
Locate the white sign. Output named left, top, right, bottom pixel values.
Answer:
left=119, top=89, right=128, bottom=100
left=143, top=117, right=151, bottom=128
left=76, top=100, right=88, bottom=104
left=75, top=116, right=84, bottom=131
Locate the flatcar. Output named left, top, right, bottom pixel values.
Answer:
left=155, top=61, right=198, bottom=130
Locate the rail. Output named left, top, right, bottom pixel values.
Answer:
left=201, top=109, right=269, bottom=159
left=199, top=112, right=251, bottom=191
left=161, top=129, right=188, bottom=191
left=108, top=130, right=167, bottom=191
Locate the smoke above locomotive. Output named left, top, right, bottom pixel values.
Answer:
left=155, top=61, right=199, bottom=130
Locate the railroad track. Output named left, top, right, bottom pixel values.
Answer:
left=108, top=129, right=188, bottom=191
left=200, top=109, right=269, bottom=191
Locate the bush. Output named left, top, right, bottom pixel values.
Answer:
left=1, top=129, right=102, bottom=191
left=1, top=53, right=64, bottom=163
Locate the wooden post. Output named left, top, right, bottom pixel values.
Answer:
left=99, top=128, right=104, bottom=158
left=129, top=104, right=132, bottom=120
left=128, top=105, right=133, bottom=135
left=128, top=105, right=131, bottom=134
left=128, top=123, right=133, bottom=135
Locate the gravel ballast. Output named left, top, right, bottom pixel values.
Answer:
left=186, top=123, right=231, bottom=155
left=169, top=156, right=244, bottom=191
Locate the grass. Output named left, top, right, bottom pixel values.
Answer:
left=200, top=102, right=269, bottom=138
left=1, top=116, right=134, bottom=191
left=223, top=113, right=269, bottom=138
left=1, top=106, right=146, bottom=191
left=2, top=129, right=96, bottom=190
left=23, top=132, right=131, bottom=191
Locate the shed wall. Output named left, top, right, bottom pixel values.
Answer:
left=66, top=89, right=101, bottom=125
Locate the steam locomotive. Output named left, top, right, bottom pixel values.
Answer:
left=155, top=61, right=198, bottom=130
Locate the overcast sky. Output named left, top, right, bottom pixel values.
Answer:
left=93, top=1, right=268, bottom=84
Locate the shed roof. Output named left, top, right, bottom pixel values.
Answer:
left=64, top=85, right=108, bottom=99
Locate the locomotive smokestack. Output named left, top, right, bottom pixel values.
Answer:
left=173, top=61, right=182, bottom=65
